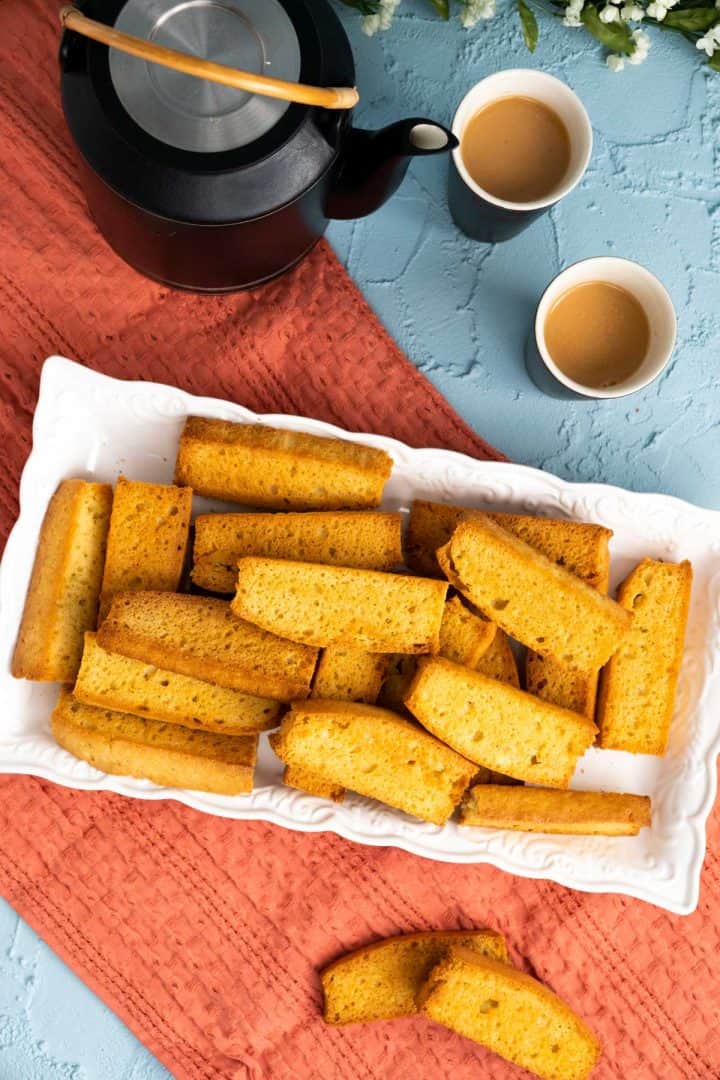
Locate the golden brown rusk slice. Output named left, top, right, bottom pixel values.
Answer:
left=12, top=479, right=112, bottom=683
left=418, top=947, right=601, bottom=1080
left=321, top=929, right=508, bottom=1025
left=98, top=591, right=318, bottom=700
left=74, top=633, right=282, bottom=735
left=232, top=558, right=448, bottom=654
left=459, top=785, right=651, bottom=836
left=270, top=700, right=476, bottom=825
left=404, top=499, right=611, bottom=587
left=52, top=690, right=257, bottom=796
left=437, top=514, right=630, bottom=671
left=597, top=558, right=692, bottom=754
left=98, top=476, right=191, bottom=621
left=192, top=510, right=402, bottom=593
left=405, top=657, right=596, bottom=788
left=175, top=417, right=393, bottom=510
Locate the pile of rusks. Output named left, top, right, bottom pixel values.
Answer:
left=12, top=416, right=691, bottom=834
left=10, top=416, right=694, bottom=1080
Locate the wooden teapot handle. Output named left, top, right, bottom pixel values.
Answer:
left=59, top=6, right=360, bottom=111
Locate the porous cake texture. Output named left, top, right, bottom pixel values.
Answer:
left=192, top=510, right=402, bottom=593
left=405, top=657, right=596, bottom=788
left=270, top=700, right=476, bottom=825
left=98, top=476, right=191, bottom=620
left=74, top=633, right=281, bottom=735
left=437, top=515, right=630, bottom=671
left=52, top=690, right=257, bottom=796
left=12, top=479, right=112, bottom=683
left=597, top=558, right=692, bottom=754
left=321, top=930, right=508, bottom=1024
left=233, top=558, right=447, bottom=654
left=98, top=591, right=318, bottom=700
left=175, top=417, right=393, bottom=510
left=418, top=947, right=601, bottom=1080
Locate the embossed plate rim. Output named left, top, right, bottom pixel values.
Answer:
left=1, top=356, right=719, bottom=914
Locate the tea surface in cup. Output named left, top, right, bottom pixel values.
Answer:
left=460, top=95, right=571, bottom=203
left=544, top=281, right=650, bottom=390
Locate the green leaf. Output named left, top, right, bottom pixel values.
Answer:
left=581, top=4, right=635, bottom=53
left=518, top=0, right=539, bottom=50
left=663, top=7, right=719, bottom=30
left=428, top=0, right=451, bottom=17
left=710, top=50, right=720, bottom=70
left=338, top=0, right=380, bottom=12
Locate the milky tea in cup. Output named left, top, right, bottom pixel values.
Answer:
left=460, top=95, right=572, bottom=204
left=544, top=280, right=650, bottom=390
left=449, top=72, right=593, bottom=244
left=528, top=257, right=677, bottom=400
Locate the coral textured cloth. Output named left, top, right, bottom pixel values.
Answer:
left=1, top=3, right=719, bottom=1080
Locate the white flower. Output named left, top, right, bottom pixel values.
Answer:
left=361, top=0, right=401, bottom=35
left=628, top=26, right=651, bottom=60
left=697, top=24, right=720, bottom=51
left=621, top=3, right=644, bottom=19
left=459, top=0, right=496, bottom=25
left=562, top=0, right=585, bottom=24
left=608, top=26, right=650, bottom=67
left=600, top=4, right=620, bottom=20
left=646, top=1, right=667, bottom=19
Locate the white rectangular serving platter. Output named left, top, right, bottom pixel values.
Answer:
left=1, top=357, right=719, bottom=914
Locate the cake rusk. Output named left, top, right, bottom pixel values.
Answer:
left=525, top=521, right=611, bottom=720
left=405, top=499, right=612, bottom=587
left=437, top=515, right=631, bottom=671
left=321, top=929, right=508, bottom=1025
left=405, top=657, right=597, bottom=788
left=311, top=647, right=388, bottom=704
left=74, top=633, right=282, bottom=735
left=376, top=598, right=495, bottom=710
left=438, top=595, right=496, bottom=667
left=174, top=416, right=393, bottom=511
left=97, top=591, right=318, bottom=700
left=474, top=629, right=520, bottom=687
left=232, top=558, right=448, bottom=653
left=52, top=690, right=257, bottom=796
left=283, top=765, right=346, bottom=803
left=377, top=654, right=419, bottom=712
left=287, top=647, right=388, bottom=802
left=270, top=701, right=476, bottom=825
left=418, top=947, right=602, bottom=1080
left=11, top=479, right=113, bottom=683
left=597, top=558, right=692, bottom=754
left=459, top=785, right=652, bottom=835
left=192, top=511, right=402, bottom=593
left=408, top=499, right=610, bottom=712
left=98, top=476, right=192, bottom=620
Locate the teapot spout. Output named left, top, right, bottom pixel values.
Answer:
left=326, top=118, right=457, bottom=220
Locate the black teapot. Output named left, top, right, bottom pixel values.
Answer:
left=60, top=0, right=456, bottom=292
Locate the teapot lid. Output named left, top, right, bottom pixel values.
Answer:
left=110, top=0, right=302, bottom=154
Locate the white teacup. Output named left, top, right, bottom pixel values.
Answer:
left=449, top=70, right=593, bottom=243
left=526, top=257, right=677, bottom=400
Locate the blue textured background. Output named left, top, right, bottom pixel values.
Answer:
left=1, top=3, right=718, bottom=1076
